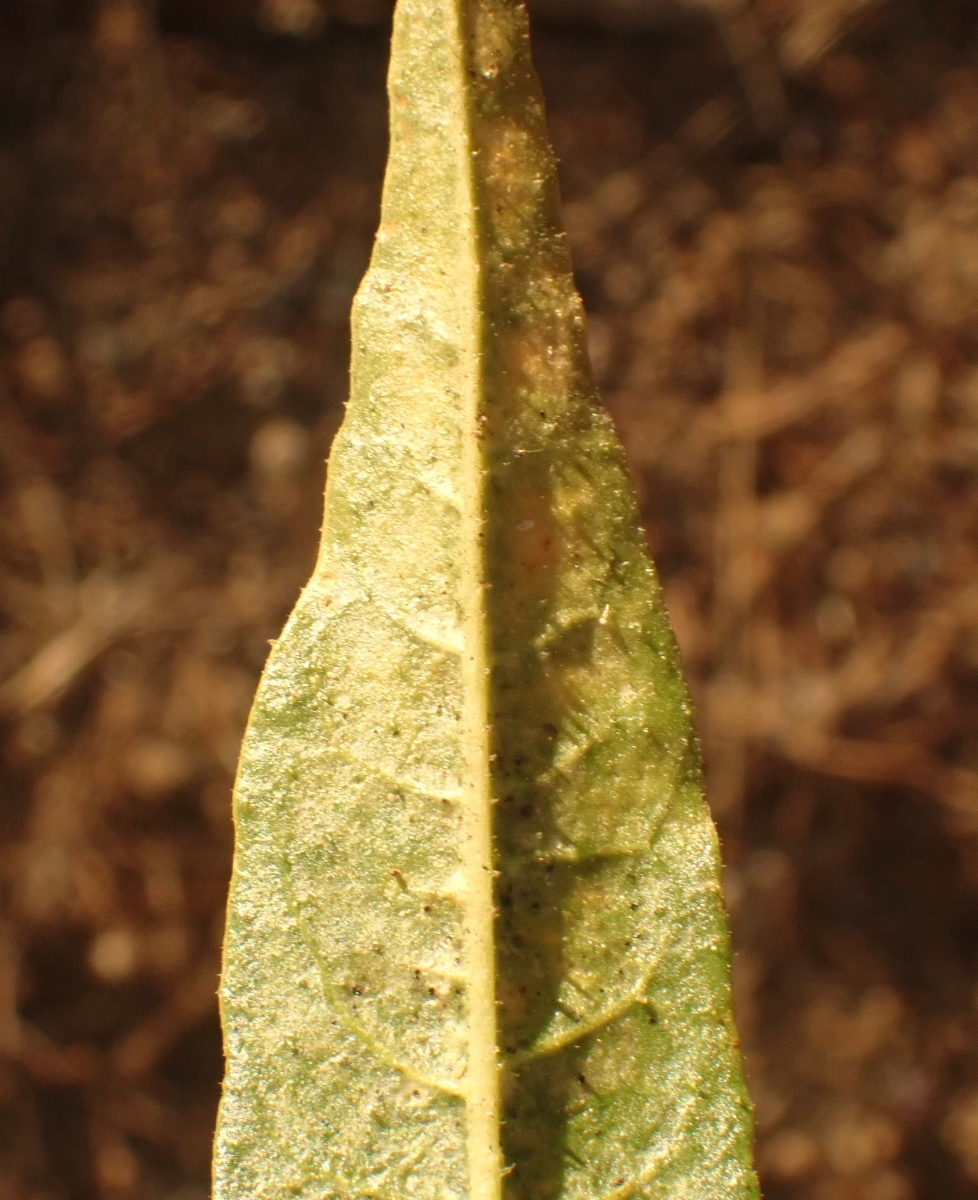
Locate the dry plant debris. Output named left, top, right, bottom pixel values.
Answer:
left=1, top=1, right=978, bottom=1198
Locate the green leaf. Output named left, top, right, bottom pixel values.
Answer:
left=213, top=1, right=759, bottom=1198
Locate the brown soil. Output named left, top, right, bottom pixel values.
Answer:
left=2, top=2, right=978, bottom=1198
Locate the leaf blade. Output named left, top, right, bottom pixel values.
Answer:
left=214, top=2, right=759, bottom=1199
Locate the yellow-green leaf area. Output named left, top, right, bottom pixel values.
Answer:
left=213, top=3, right=759, bottom=1200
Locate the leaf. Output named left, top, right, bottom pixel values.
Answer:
left=212, top=1, right=759, bottom=1198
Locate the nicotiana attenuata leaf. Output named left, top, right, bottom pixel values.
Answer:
left=213, top=2, right=759, bottom=1198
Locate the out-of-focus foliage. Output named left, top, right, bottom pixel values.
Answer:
left=2, top=1, right=978, bottom=1199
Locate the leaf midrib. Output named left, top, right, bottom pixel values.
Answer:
left=454, top=0, right=503, bottom=1195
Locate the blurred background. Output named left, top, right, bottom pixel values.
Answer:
left=1, top=0, right=978, bottom=1197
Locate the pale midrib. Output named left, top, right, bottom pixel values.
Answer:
left=454, top=0, right=503, bottom=1196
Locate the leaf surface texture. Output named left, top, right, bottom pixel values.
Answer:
left=214, top=3, right=759, bottom=1198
